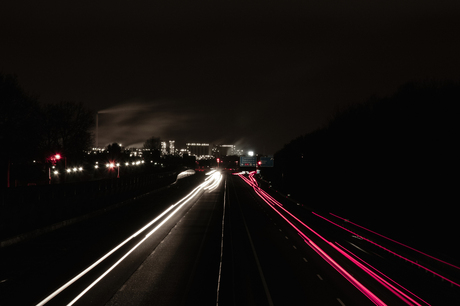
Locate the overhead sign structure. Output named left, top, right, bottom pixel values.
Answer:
left=240, top=156, right=257, bottom=167
left=260, top=156, right=274, bottom=167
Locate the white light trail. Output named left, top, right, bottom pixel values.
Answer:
left=67, top=193, right=198, bottom=306
left=36, top=172, right=222, bottom=306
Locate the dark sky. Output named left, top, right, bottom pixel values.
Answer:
left=2, top=1, right=460, bottom=154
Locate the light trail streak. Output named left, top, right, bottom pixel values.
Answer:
left=240, top=172, right=445, bottom=304
left=334, top=243, right=431, bottom=306
left=67, top=195, right=196, bottom=306
left=244, top=172, right=420, bottom=305
left=329, top=213, right=460, bottom=270
left=36, top=171, right=222, bottom=306
left=313, top=212, right=460, bottom=288
left=237, top=172, right=386, bottom=305
left=302, top=237, right=386, bottom=306
left=204, top=172, right=223, bottom=192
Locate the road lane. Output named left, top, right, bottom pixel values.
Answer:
left=219, top=173, right=374, bottom=306
left=248, top=172, right=460, bottom=305
left=105, top=174, right=224, bottom=306
left=5, top=169, right=456, bottom=305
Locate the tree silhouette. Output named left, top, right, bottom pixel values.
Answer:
left=42, top=101, right=95, bottom=161
left=0, top=73, right=42, bottom=161
left=272, top=80, right=460, bottom=209
left=106, top=142, right=122, bottom=160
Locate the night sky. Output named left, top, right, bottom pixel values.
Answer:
left=2, top=1, right=460, bottom=154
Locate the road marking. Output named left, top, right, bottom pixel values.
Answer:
left=293, top=245, right=297, bottom=250
left=216, top=178, right=227, bottom=306
left=285, top=236, right=289, bottom=239
left=235, top=183, right=274, bottom=306
left=317, top=274, right=323, bottom=280
left=303, top=257, right=308, bottom=262
left=347, top=241, right=369, bottom=254
left=337, top=298, right=346, bottom=306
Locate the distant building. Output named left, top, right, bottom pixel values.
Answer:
left=186, top=143, right=243, bottom=158
left=220, top=144, right=235, bottom=156
left=169, top=140, right=175, bottom=155
left=213, top=144, right=241, bottom=157
left=186, top=143, right=212, bottom=159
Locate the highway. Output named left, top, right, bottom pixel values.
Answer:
left=1, top=170, right=459, bottom=305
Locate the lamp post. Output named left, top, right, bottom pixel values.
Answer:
left=49, top=153, right=62, bottom=184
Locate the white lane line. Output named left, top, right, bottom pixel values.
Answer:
left=337, top=298, right=346, bottom=306
left=303, top=257, right=308, bottom=262
left=347, top=241, right=369, bottom=254
left=216, top=179, right=227, bottom=306
left=293, top=245, right=297, bottom=250
left=237, top=192, right=274, bottom=306
left=285, top=236, right=289, bottom=239
left=317, top=274, right=323, bottom=281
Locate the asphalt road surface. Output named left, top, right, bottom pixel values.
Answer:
left=1, top=170, right=459, bottom=305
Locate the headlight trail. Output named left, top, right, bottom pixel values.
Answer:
left=329, top=213, right=460, bottom=270
left=36, top=172, right=222, bottom=306
left=204, top=172, right=223, bottom=192
left=67, top=193, right=198, bottom=306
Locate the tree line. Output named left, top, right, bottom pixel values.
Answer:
left=270, top=80, right=459, bottom=216
left=1, top=73, right=94, bottom=180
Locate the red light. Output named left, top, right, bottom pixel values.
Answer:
left=217, top=158, right=220, bottom=163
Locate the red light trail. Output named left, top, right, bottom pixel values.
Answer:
left=237, top=171, right=436, bottom=306
left=329, top=213, right=460, bottom=270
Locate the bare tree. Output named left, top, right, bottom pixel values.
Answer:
left=42, top=101, right=95, bottom=161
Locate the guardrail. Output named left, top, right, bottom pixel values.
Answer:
left=0, top=170, right=180, bottom=241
